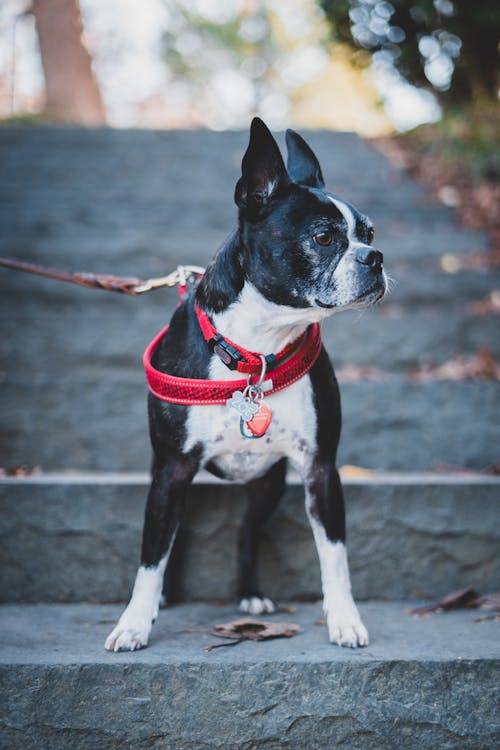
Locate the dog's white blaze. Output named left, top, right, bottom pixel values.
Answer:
left=306, top=501, right=368, bottom=647
left=328, top=196, right=356, bottom=239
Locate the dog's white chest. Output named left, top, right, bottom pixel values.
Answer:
left=183, top=375, right=317, bottom=481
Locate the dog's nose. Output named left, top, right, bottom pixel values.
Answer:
left=356, top=246, right=383, bottom=270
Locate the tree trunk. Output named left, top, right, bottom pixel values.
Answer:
left=32, top=0, right=105, bottom=125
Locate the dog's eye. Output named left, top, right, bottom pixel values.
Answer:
left=367, top=227, right=374, bottom=244
left=314, top=230, right=334, bottom=247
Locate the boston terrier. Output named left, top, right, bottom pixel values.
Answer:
left=105, top=118, right=386, bottom=652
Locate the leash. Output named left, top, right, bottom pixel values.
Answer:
left=0, top=256, right=205, bottom=296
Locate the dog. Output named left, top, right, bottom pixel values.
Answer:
left=105, top=118, right=386, bottom=652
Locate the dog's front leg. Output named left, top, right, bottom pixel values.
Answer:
left=105, top=455, right=198, bottom=652
left=305, top=465, right=368, bottom=648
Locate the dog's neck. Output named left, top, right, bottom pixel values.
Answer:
left=212, top=282, right=323, bottom=355
left=196, top=231, right=326, bottom=356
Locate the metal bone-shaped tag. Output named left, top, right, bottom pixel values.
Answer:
left=228, top=354, right=273, bottom=439
left=227, top=390, right=259, bottom=422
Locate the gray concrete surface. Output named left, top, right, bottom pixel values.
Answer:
left=0, top=602, right=498, bottom=749
left=1, top=127, right=499, bottom=472
left=1, top=472, right=499, bottom=603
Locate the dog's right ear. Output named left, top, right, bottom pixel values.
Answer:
left=235, top=118, right=289, bottom=215
left=286, top=129, right=325, bottom=189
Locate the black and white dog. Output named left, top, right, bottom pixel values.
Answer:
left=105, top=118, right=386, bottom=652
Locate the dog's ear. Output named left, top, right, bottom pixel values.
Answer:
left=235, top=117, right=289, bottom=214
left=285, top=129, right=325, bottom=189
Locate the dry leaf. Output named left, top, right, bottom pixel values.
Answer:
left=433, top=462, right=500, bottom=476
left=406, top=586, right=500, bottom=617
left=339, top=465, right=375, bottom=478
left=205, top=617, right=301, bottom=652
left=474, top=614, right=500, bottom=623
left=408, top=349, right=500, bottom=382
left=477, top=592, right=500, bottom=611
left=336, top=365, right=385, bottom=383
left=466, top=291, right=500, bottom=316
left=0, top=465, right=41, bottom=477
left=407, top=586, right=481, bottom=616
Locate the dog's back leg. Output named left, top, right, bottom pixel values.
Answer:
left=237, top=457, right=287, bottom=615
left=105, top=450, right=200, bottom=651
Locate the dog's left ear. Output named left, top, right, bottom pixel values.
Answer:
left=235, top=117, right=289, bottom=215
left=286, top=129, right=325, bottom=189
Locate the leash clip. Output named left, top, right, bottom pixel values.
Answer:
left=134, top=265, right=205, bottom=294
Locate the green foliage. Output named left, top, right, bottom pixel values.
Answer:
left=413, top=112, right=500, bottom=180
left=319, top=0, right=500, bottom=108
left=162, top=4, right=277, bottom=94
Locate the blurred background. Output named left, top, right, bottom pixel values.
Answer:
left=3, top=0, right=497, bottom=134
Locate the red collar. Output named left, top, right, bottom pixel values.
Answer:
left=143, top=305, right=322, bottom=406
left=194, top=303, right=309, bottom=375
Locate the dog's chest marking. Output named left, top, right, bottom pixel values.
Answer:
left=184, top=375, right=317, bottom=481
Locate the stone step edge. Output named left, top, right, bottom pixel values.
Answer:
left=1, top=602, right=498, bottom=750
left=1, top=469, right=499, bottom=486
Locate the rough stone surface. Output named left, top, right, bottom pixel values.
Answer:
left=1, top=473, right=498, bottom=603
left=1, top=127, right=499, bottom=472
left=1, top=376, right=499, bottom=471
left=0, top=602, right=499, bottom=749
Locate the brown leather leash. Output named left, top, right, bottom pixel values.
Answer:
left=0, top=257, right=205, bottom=296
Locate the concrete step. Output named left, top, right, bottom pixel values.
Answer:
left=0, top=601, right=498, bottom=749
left=1, top=376, right=497, bottom=471
left=1, top=472, right=498, bottom=604
left=2, top=290, right=500, bottom=370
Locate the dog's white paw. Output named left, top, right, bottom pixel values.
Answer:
left=105, top=622, right=150, bottom=652
left=325, top=599, right=369, bottom=648
left=238, top=596, right=276, bottom=615
left=327, top=618, right=369, bottom=648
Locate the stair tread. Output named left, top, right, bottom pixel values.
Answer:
left=1, top=601, right=498, bottom=665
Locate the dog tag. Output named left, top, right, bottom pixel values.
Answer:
left=246, top=401, right=272, bottom=437
left=227, top=390, right=259, bottom=421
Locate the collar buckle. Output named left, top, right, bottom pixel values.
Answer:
left=209, top=333, right=244, bottom=371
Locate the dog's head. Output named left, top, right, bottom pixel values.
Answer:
left=234, top=118, right=386, bottom=315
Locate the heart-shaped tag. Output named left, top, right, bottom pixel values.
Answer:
left=246, top=402, right=272, bottom=437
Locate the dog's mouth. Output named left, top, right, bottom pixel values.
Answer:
left=315, top=278, right=386, bottom=310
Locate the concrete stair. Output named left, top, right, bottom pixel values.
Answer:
left=1, top=127, right=499, bottom=748
left=1, top=602, right=499, bottom=749
left=1, top=471, right=499, bottom=604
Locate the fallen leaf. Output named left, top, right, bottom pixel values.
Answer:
left=339, top=465, right=375, bottom=478
left=433, top=462, right=500, bottom=476
left=0, top=465, right=42, bottom=477
left=408, top=349, right=500, bottom=382
left=477, top=592, right=500, bottom=611
left=205, top=617, right=301, bottom=652
left=466, top=290, right=500, bottom=316
left=336, top=365, right=385, bottom=383
left=474, top=614, right=500, bottom=623
left=407, top=586, right=481, bottom=616
left=406, top=586, right=500, bottom=618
